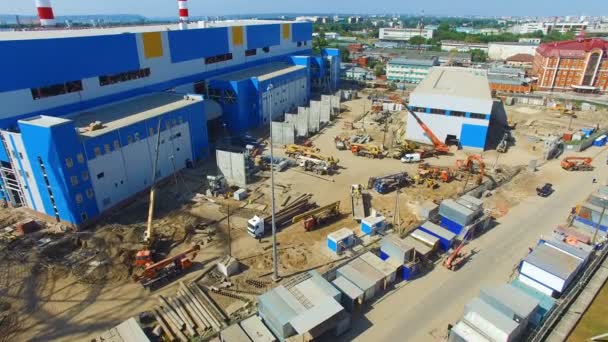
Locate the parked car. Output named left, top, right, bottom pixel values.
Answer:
left=536, top=183, right=553, bottom=197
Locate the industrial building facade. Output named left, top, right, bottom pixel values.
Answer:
left=386, top=57, right=439, bottom=84
left=406, top=67, right=493, bottom=150
left=532, top=37, right=608, bottom=92
left=378, top=27, right=434, bottom=41
left=0, top=21, right=339, bottom=226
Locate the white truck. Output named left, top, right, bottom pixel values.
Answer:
left=401, top=153, right=421, bottom=163
left=247, top=215, right=269, bottom=239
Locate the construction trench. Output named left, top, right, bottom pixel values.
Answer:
left=0, top=88, right=606, bottom=341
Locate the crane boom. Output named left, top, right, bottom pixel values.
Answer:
left=406, top=108, right=450, bottom=153
left=145, top=119, right=163, bottom=243
left=292, top=201, right=341, bottom=224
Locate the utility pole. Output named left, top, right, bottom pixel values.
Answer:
left=394, top=189, right=402, bottom=235
left=227, top=203, right=232, bottom=257
left=267, top=84, right=279, bottom=282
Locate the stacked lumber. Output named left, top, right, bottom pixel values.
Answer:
left=152, top=282, right=227, bottom=341
left=269, top=193, right=315, bottom=227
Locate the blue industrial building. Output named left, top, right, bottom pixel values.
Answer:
left=0, top=21, right=340, bottom=227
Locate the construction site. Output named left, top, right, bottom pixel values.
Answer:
left=0, top=79, right=605, bottom=341
left=1, top=3, right=608, bottom=342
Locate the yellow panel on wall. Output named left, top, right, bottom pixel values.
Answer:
left=142, top=32, right=163, bottom=59
left=232, top=26, right=244, bottom=46
left=282, top=24, right=291, bottom=40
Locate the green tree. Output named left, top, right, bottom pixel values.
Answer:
left=339, top=46, right=351, bottom=63
left=312, top=31, right=328, bottom=54
left=409, top=36, right=426, bottom=45
left=374, top=63, right=386, bottom=77
left=471, top=49, right=488, bottom=63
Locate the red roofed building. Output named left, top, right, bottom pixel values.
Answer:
left=532, top=37, right=608, bottom=92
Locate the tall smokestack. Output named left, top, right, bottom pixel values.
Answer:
left=178, top=0, right=189, bottom=22
left=35, top=0, right=55, bottom=27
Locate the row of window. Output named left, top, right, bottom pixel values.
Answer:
left=31, top=80, right=83, bottom=100
left=75, top=188, right=95, bottom=204
left=99, top=68, right=151, bottom=86
left=69, top=171, right=90, bottom=186
left=31, top=68, right=150, bottom=100
left=411, top=107, right=487, bottom=119
left=296, top=41, right=308, bottom=47
left=205, top=53, right=233, bottom=65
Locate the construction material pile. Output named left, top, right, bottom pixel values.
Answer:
left=273, top=193, right=316, bottom=228
left=152, top=281, right=227, bottom=341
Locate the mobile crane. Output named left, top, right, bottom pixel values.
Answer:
left=284, top=144, right=319, bottom=157
left=444, top=240, right=468, bottom=271
left=351, top=143, right=384, bottom=159
left=406, top=108, right=450, bottom=154
left=135, top=245, right=201, bottom=290
left=368, top=172, right=410, bottom=194
left=561, top=157, right=594, bottom=171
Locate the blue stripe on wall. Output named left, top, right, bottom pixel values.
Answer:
left=247, top=24, right=280, bottom=49
left=168, top=27, right=230, bottom=63
left=0, top=34, right=140, bottom=92
left=292, top=22, right=313, bottom=42
left=8, top=135, right=36, bottom=211
left=0, top=50, right=313, bottom=129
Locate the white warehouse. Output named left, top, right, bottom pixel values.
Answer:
left=406, top=67, right=493, bottom=150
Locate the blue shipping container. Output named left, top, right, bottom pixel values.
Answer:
left=327, top=239, right=338, bottom=252
left=440, top=216, right=464, bottom=235
left=402, top=263, right=420, bottom=280
left=361, top=216, right=386, bottom=235
left=418, top=223, right=455, bottom=251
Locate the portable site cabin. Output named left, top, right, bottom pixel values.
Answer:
left=518, top=243, right=584, bottom=297
left=359, top=251, right=399, bottom=286
left=439, top=199, right=483, bottom=235
left=380, top=235, right=415, bottom=263
left=417, top=221, right=456, bottom=251
left=411, top=229, right=440, bottom=251
left=448, top=320, right=491, bottom=342
left=463, top=297, right=523, bottom=342
left=327, top=228, right=355, bottom=254
left=332, top=276, right=365, bottom=312
left=361, top=215, right=387, bottom=235
left=510, top=279, right=556, bottom=326
left=349, top=257, right=386, bottom=293
left=479, top=284, right=539, bottom=329
left=336, top=263, right=378, bottom=302
left=402, top=235, right=433, bottom=258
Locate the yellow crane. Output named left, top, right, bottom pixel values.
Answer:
left=284, top=144, right=319, bottom=157
left=350, top=143, right=384, bottom=159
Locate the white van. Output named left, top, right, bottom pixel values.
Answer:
left=401, top=153, right=421, bottom=163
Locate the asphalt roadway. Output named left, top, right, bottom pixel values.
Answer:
left=339, top=148, right=608, bottom=342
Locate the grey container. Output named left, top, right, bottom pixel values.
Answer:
left=464, top=297, right=523, bottom=342
left=460, top=194, right=484, bottom=208
left=336, top=263, right=377, bottom=302
left=439, top=199, right=481, bottom=226
left=350, top=258, right=385, bottom=295
left=479, top=284, right=539, bottom=327
left=257, top=289, right=299, bottom=340
left=240, top=316, right=277, bottom=342
left=220, top=323, right=252, bottom=342
left=332, top=276, right=364, bottom=312
left=359, top=252, right=398, bottom=286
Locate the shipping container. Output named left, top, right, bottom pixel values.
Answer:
left=460, top=195, right=484, bottom=208
left=440, top=216, right=464, bottom=235
left=418, top=221, right=456, bottom=251
left=449, top=320, right=492, bottom=342
left=541, top=237, right=591, bottom=263
left=336, top=264, right=377, bottom=301
left=401, top=261, right=421, bottom=280
left=380, top=235, right=414, bottom=264
left=258, top=288, right=300, bottom=339
left=439, top=199, right=482, bottom=227
left=327, top=228, right=355, bottom=254
left=402, top=235, right=433, bottom=258
left=349, top=258, right=385, bottom=298
left=240, top=316, right=277, bottom=342
left=411, top=229, right=440, bottom=250
left=463, top=298, right=522, bottom=342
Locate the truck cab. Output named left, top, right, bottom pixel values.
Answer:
left=401, top=153, right=421, bottom=163
left=247, top=215, right=265, bottom=238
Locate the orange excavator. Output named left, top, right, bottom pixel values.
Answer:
left=417, top=163, right=459, bottom=183
left=561, top=157, right=594, bottom=171
left=444, top=240, right=468, bottom=271
left=135, top=245, right=201, bottom=291
left=406, top=108, right=450, bottom=154
left=457, top=155, right=485, bottom=185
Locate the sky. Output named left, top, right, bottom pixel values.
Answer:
left=1, top=0, right=606, bottom=17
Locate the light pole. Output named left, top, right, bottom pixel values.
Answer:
left=267, top=83, right=279, bottom=282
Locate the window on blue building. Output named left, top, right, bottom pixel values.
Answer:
left=470, top=113, right=487, bottom=120
left=245, top=49, right=257, bottom=56
left=65, top=157, right=74, bottom=168
left=31, top=80, right=83, bottom=100
left=450, top=111, right=466, bottom=117
left=99, top=68, right=151, bottom=86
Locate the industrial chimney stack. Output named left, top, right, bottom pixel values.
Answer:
left=35, top=0, right=56, bottom=27
left=178, top=0, right=189, bottom=29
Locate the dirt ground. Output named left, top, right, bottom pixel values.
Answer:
left=0, top=89, right=606, bottom=341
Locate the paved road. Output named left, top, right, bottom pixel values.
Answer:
left=339, top=148, right=608, bottom=342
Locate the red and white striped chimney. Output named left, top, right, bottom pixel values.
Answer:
left=178, top=0, right=189, bottom=22
left=35, top=0, right=55, bottom=27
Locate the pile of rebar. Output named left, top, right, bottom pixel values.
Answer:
left=267, top=193, right=315, bottom=227
left=151, top=281, right=227, bottom=341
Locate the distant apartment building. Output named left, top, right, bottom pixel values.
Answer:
left=510, top=21, right=589, bottom=35
left=455, top=27, right=501, bottom=35
left=533, top=38, right=608, bottom=92
left=519, top=38, right=542, bottom=44
left=488, top=42, right=539, bottom=60
left=348, top=16, right=362, bottom=24
left=387, top=57, right=439, bottom=84
left=441, top=41, right=489, bottom=53
left=313, top=32, right=340, bottom=40
left=379, top=27, right=434, bottom=41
